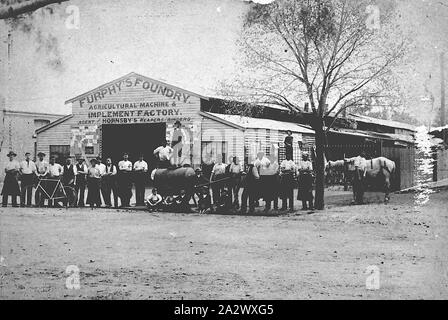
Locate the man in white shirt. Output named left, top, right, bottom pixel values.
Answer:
left=95, top=157, right=107, bottom=206
left=352, top=152, right=367, bottom=204
left=264, top=154, right=280, bottom=211
left=2, top=151, right=21, bottom=207
left=48, top=157, right=63, bottom=178
left=48, top=156, right=64, bottom=207
left=280, top=154, right=296, bottom=211
left=210, top=157, right=227, bottom=205
left=254, top=152, right=274, bottom=211
left=118, top=153, right=133, bottom=207
left=254, top=152, right=271, bottom=176
left=133, top=154, right=148, bottom=206
left=35, top=152, right=49, bottom=207
left=19, top=152, right=37, bottom=207
left=74, top=157, right=88, bottom=207
left=153, top=141, right=173, bottom=168
left=297, top=152, right=314, bottom=210
left=102, top=157, right=118, bottom=208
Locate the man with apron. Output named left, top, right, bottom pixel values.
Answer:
left=297, top=152, right=314, bottom=210
left=279, top=153, right=296, bottom=212
left=118, top=152, right=133, bottom=207
left=102, top=157, right=119, bottom=208
left=133, top=154, right=148, bottom=206
left=2, top=151, right=21, bottom=207
left=74, top=157, right=87, bottom=207
left=19, top=152, right=37, bottom=207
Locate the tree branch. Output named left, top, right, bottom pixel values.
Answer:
left=0, top=0, right=68, bottom=19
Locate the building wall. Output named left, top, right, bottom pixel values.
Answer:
left=436, top=149, right=448, bottom=181
left=36, top=117, right=74, bottom=161
left=381, top=144, right=415, bottom=190
left=200, top=117, right=244, bottom=165
left=243, top=128, right=315, bottom=164
left=1, top=111, right=63, bottom=182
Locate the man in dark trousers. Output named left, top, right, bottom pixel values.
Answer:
left=118, top=152, right=133, bottom=207
left=133, top=154, right=148, bottom=206
left=19, top=152, right=36, bottom=207
left=240, top=164, right=260, bottom=214
left=35, top=152, right=49, bottom=207
left=102, top=157, right=119, bottom=208
left=279, top=153, right=296, bottom=212
left=74, top=157, right=87, bottom=207
left=153, top=140, right=173, bottom=169
left=62, top=157, right=76, bottom=187
left=61, top=157, right=76, bottom=207
left=284, top=130, right=293, bottom=161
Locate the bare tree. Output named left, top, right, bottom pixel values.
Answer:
left=221, top=0, right=407, bottom=209
left=0, top=0, right=67, bottom=19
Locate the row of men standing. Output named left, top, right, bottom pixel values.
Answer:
left=1, top=150, right=151, bottom=208
left=203, top=150, right=314, bottom=214
left=69, top=153, right=150, bottom=208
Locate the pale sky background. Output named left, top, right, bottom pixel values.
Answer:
left=0, top=0, right=447, bottom=124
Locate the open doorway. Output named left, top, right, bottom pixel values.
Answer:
left=102, top=123, right=166, bottom=170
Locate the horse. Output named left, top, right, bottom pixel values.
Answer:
left=326, top=157, right=396, bottom=203
left=152, top=166, right=196, bottom=200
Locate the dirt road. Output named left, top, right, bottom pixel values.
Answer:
left=0, top=189, right=447, bottom=299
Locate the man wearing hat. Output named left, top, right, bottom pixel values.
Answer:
left=19, top=152, right=37, bottom=207
left=170, top=120, right=186, bottom=167
left=74, top=157, right=88, bottom=207
left=35, top=152, right=49, bottom=207
left=2, top=151, right=21, bottom=207
left=193, top=167, right=209, bottom=206
left=118, top=152, right=133, bottom=207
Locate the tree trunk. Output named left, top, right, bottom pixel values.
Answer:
left=313, top=119, right=326, bottom=210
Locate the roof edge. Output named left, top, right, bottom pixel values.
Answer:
left=199, top=111, right=245, bottom=131
left=36, top=114, right=74, bottom=134
left=65, top=72, right=210, bottom=104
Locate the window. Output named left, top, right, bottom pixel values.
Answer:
left=201, top=141, right=228, bottom=164
left=50, top=145, right=70, bottom=164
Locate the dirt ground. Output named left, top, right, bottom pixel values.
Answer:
left=0, top=188, right=447, bottom=300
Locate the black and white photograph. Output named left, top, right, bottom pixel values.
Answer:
left=0, top=0, right=447, bottom=304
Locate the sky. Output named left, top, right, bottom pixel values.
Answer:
left=0, top=0, right=248, bottom=115
left=0, top=0, right=447, bottom=124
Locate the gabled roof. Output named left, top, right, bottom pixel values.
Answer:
left=35, top=114, right=73, bottom=134
left=65, top=72, right=210, bottom=104
left=201, top=112, right=315, bottom=134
